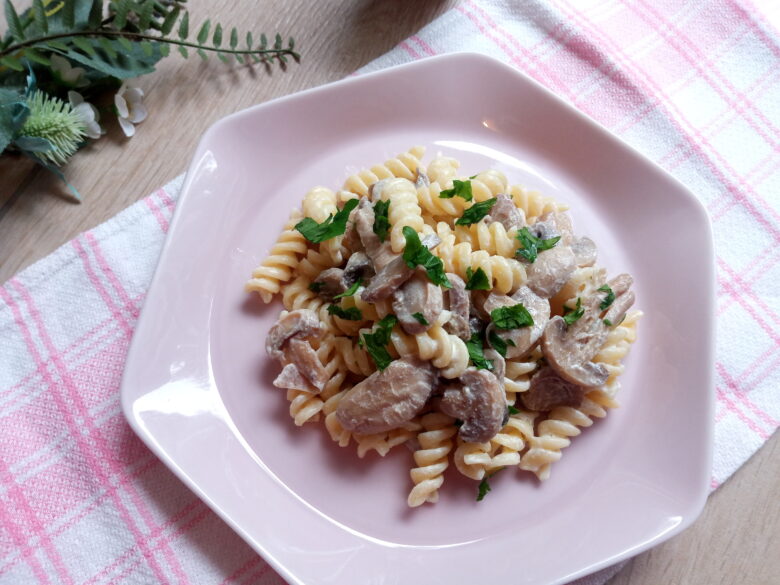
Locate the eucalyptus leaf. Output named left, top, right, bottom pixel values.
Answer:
left=4, top=0, right=25, bottom=41
left=197, top=19, right=211, bottom=44
left=14, top=135, right=53, bottom=152
left=177, top=11, right=189, bottom=39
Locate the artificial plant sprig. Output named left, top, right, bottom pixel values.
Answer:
left=0, top=0, right=300, bottom=199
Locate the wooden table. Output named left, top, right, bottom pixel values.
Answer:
left=1, top=2, right=777, bottom=584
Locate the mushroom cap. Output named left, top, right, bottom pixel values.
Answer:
left=265, top=309, right=323, bottom=359
left=393, top=271, right=443, bottom=335
left=540, top=316, right=609, bottom=388
left=336, top=358, right=436, bottom=434
left=520, top=366, right=585, bottom=411
left=526, top=245, right=577, bottom=299
left=439, top=368, right=506, bottom=443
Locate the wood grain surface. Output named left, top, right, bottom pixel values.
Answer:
left=1, top=2, right=777, bottom=584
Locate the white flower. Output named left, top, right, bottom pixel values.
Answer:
left=114, top=84, right=147, bottom=137
left=68, top=91, right=104, bottom=140
left=51, top=54, right=88, bottom=87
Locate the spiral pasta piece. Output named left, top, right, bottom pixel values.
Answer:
left=504, top=349, right=541, bottom=404
left=302, top=186, right=343, bottom=265
left=488, top=409, right=537, bottom=470
left=434, top=233, right=527, bottom=294
left=377, top=178, right=425, bottom=253
left=416, top=180, right=467, bottom=221
left=408, top=413, right=457, bottom=507
left=285, top=338, right=345, bottom=426
left=342, top=146, right=426, bottom=197
left=454, top=439, right=492, bottom=480
left=469, top=169, right=508, bottom=202
left=465, top=221, right=518, bottom=258
left=509, top=184, right=566, bottom=224
left=324, top=390, right=352, bottom=447
left=332, top=336, right=376, bottom=377
left=426, top=154, right=460, bottom=185
left=354, top=419, right=422, bottom=458
left=390, top=312, right=469, bottom=379
left=245, top=209, right=308, bottom=302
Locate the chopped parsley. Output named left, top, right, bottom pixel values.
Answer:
left=598, top=284, right=615, bottom=311
left=439, top=179, right=473, bottom=201
left=507, top=404, right=520, bottom=415
left=490, top=304, right=534, bottom=330
left=294, top=198, right=358, bottom=243
left=412, top=312, right=429, bottom=326
left=515, top=226, right=561, bottom=263
left=373, top=200, right=391, bottom=242
left=466, top=332, right=494, bottom=370
left=488, top=330, right=515, bottom=358
left=476, top=468, right=504, bottom=502
left=333, top=280, right=362, bottom=300
left=361, top=315, right=398, bottom=371
left=401, top=226, right=452, bottom=288
left=455, top=197, right=497, bottom=226
left=465, top=266, right=491, bottom=291
left=562, top=297, right=584, bottom=326
left=308, top=282, right=324, bottom=293
left=603, top=319, right=613, bottom=326
left=327, top=304, right=363, bottom=321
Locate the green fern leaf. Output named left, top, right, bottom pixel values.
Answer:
left=212, top=23, right=222, bottom=48
left=136, top=0, right=154, bottom=31
left=177, top=10, right=188, bottom=39
left=140, top=40, right=153, bottom=57
left=117, top=37, right=133, bottom=52
left=245, top=31, right=252, bottom=49
left=98, top=36, right=117, bottom=59
left=44, top=40, right=69, bottom=51
left=288, top=37, right=294, bottom=50
left=4, top=0, right=26, bottom=41
left=32, top=0, right=48, bottom=34
left=197, top=47, right=207, bottom=61
left=197, top=19, right=210, bottom=44
left=217, top=52, right=228, bottom=64
left=72, top=36, right=96, bottom=56
left=113, top=0, right=130, bottom=29
left=0, top=55, right=24, bottom=71
left=159, top=43, right=169, bottom=57
left=178, top=45, right=188, bottom=58
left=87, top=0, right=102, bottom=28
left=234, top=54, right=244, bottom=65
left=260, top=33, right=267, bottom=49
left=24, top=47, right=50, bottom=65
left=274, top=33, right=282, bottom=50
left=63, top=0, right=76, bottom=28
left=229, top=27, right=237, bottom=50
left=48, top=38, right=162, bottom=79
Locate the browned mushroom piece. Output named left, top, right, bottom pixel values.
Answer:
left=525, top=245, right=577, bottom=299
left=281, top=338, right=328, bottom=392
left=571, top=236, right=597, bottom=267
left=486, top=193, right=525, bottom=231
left=360, top=233, right=441, bottom=303
left=535, top=211, right=574, bottom=245
left=483, top=288, right=549, bottom=358
left=393, top=271, right=443, bottom=334
left=439, top=368, right=506, bottom=443
left=343, top=251, right=373, bottom=285
left=273, top=363, right=318, bottom=393
left=336, top=358, right=437, bottom=434
left=311, top=267, right=347, bottom=300
left=520, top=366, right=585, bottom=411
left=541, top=273, right=635, bottom=388
left=265, top=309, right=323, bottom=359
left=443, top=273, right=471, bottom=340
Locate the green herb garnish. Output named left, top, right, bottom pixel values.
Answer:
left=455, top=198, right=497, bottom=226
left=604, top=319, right=613, bottom=326
left=439, top=179, right=473, bottom=201
left=333, top=280, right=362, bottom=300
left=412, top=312, right=429, bottom=326
left=562, top=297, right=584, bottom=326
left=507, top=405, right=520, bottom=415
left=490, top=304, right=534, bottom=330
left=598, top=284, right=615, bottom=311
left=466, top=332, right=494, bottom=370
left=361, top=315, right=398, bottom=371
left=401, top=226, right=452, bottom=288
left=327, top=305, right=363, bottom=321
left=488, top=330, right=509, bottom=358
left=476, top=468, right=504, bottom=502
left=373, top=200, right=391, bottom=242
left=465, top=266, right=491, bottom=291
left=515, top=227, right=561, bottom=263
left=295, top=198, right=358, bottom=243
left=308, top=282, right=324, bottom=293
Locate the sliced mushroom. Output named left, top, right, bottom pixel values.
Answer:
left=392, top=271, right=443, bottom=334
left=273, top=363, right=318, bottom=393
left=483, top=348, right=505, bottom=391
left=534, top=211, right=574, bottom=245
left=439, top=368, right=506, bottom=443
left=343, top=251, right=373, bottom=285
left=525, top=245, right=577, bottom=299
left=336, top=357, right=437, bottom=434
left=415, top=166, right=429, bottom=188
left=571, top=236, right=597, bottom=267
left=541, top=273, right=635, bottom=388
left=265, top=309, right=323, bottom=359
left=312, top=267, right=347, bottom=300
left=282, top=338, right=328, bottom=392
left=486, top=193, right=525, bottom=231
left=354, top=198, right=396, bottom=270
left=483, top=288, right=549, bottom=358
left=443, top=273, right=471, bottom=340
left=360, top=233, right=441, bottom=303
left=520, top=366, right=585, bottom=411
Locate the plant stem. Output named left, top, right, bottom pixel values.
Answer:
left=0, top=30, right=297, bottom=60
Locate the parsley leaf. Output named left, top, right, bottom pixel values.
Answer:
left=361, top=315, right=398, bottom=371
left=476, top=468, right=504, bottom=502
left=401, top=226, right=452, bottom=288
left=308, top=282, right=324, bottom=293
left=295, top=199, right=359, bottom=243
left=373, top=200, right=391, bottom=243
left=327, top=305, right=363, bottom=321
left=562, top=297, right=584, bottom=326
left=455, top=198, right=497, bottom=226
left=333, top=280, right=362, bottom=300
left=466, top=332, right=494, bottom=370
left=490, top=304, right=534, bottom=330
left=465, top=266, right=491, bottom=291
left=603, top=318, right=613, bottom=326
left=412, top=312, right=429, bottom=325
left=598, top=284, right=615, bottom=311
left=439, top=179, right=473, bottom=201
left=507, top=405, right=520, bottom=415
left=515, top=227, right=561, bottom=263
left=488, top=330, right=509, bottom=358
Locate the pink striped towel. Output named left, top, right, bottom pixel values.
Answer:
left=1, top=1, right=778, bottom=584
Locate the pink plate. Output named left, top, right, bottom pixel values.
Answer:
left=121, top=53, right=714, bottom=585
